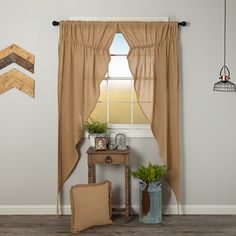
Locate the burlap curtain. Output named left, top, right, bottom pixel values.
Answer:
left=119, top=22, right=180, bottom=201
left=58, top=21, right=117, bottom=193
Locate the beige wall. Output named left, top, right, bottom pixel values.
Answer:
left=1, top=0, right=236, bottom=214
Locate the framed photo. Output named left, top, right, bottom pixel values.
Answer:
left=108, top=131, right=117, bottom=150
left=95, top=137, right=107, bottom=151
left=115, top=133, right=127, bottom=151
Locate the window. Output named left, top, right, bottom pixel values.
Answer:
left=90, top=33, right=149, bottom=125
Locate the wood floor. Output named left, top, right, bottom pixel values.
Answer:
left=1, top=215, right=236, bottom=236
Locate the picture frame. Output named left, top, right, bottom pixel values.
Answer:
left=95, top=137, right=107, bottom=151
left=108, top=131, right=117, bottom=150
left=115, top=133, right=127, bottom=151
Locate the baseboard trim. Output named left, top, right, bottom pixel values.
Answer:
left=1, top=205, right=236, bottom=215
left=162, top=205, right=236, bottom=215
left=0, top=205, right=59, bottom=215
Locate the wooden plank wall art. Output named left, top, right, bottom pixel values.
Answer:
left=0, top=44, right=35, bottom=98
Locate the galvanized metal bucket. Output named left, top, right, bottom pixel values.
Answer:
left=139, top=181, right=162, bottom=224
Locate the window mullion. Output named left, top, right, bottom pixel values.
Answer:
left=131, top=79, right=134, bottom=124
left=107, top=70, right=110, bottom=124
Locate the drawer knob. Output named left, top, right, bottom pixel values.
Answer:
left=105, top=156, right=112, bottom=163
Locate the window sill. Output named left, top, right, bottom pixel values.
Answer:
left=85, top=124, right=154, bottom=138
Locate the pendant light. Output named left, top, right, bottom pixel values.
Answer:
left=213, top=0, right=236, bottom=92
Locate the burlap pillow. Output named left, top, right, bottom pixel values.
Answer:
left=70, top=180, right=112, bottom=233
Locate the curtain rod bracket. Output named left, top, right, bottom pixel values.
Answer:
left=52, top=20, right=187, bottom=27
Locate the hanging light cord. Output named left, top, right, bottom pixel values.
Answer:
left=213, top=0, right=236, bottom=91
left=223, top=0, right=227, bottom=73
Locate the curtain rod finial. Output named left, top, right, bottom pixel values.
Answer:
left=52, top=21, right=60, bottom=26
left=178, top=21, right=187, bottom=27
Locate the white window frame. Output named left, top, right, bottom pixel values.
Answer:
left=70, top=17, right=169, bottom=137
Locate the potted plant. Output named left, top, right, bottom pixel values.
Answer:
left=84, top=119, right=108, bottom=148
left=130, top=162, right=167, bottom=224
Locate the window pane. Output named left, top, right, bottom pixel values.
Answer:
left=110, top=33, right=129, bottom=55
left=133, top=103, right=149, bottom=124
left=109, top=103, right=131, bottom=124
left=98, top=80, right=107, bottom=102
left=109, top=56, right=132, bottom=77
left=90, top=103, right=107, bottom=123
left=109, top=80, right=131, bottom=102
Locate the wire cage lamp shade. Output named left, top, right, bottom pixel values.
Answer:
left=213, top=0, right=236, bottom=92
left=214, top=66, right=236, bottom=92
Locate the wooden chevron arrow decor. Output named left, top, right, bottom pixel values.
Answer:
left=0, top=44, right=35, bottom=98
left=0, top=44, right=35, bottom=73
left=0, top=68, right=35, bottom=98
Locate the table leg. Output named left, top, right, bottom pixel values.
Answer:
left=92, top=165, right=96, bottom=183
left=88, top=164, right=93, bottom=183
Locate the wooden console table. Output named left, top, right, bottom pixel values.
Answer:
left=87, top=147, right=130, bottom=217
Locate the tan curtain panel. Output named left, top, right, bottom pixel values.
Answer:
left=119, top=22, right=180, bottom=201
left=58, top=21, right=117, bottom=193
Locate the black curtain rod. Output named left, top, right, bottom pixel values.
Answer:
left=52, top=20, right=187, bottom=27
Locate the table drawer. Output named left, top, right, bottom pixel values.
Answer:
left=90, top=154, right=125, bottom=164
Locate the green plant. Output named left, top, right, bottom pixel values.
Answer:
left=130, top=162, right=167, bottom=183
left=84, top=119, right=108, bottom=134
